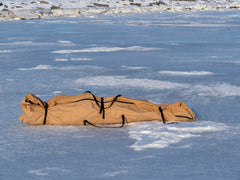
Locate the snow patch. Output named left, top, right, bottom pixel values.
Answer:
left=6, top=41, right=33, bottom=45
left=54, top=58, right=68, bottom=62
left=128, top=121, right=227, bottom=151
left=18, top=65, right=54, bottom=70
left=0, top=50, right=12, bottom=53
left=18, top=64, right=103, bottom=71
left=75, top=76, right=187, bottom=90
left=57, top=40, right=73, bottom=44
left=7, top=37, right=37, bottom=41
left=76, top=76, right=240, bottom=97
left=70, top=58, right=93, bottom=61
left=158, top=71, right=214, bottom=76
left=121, top=65, right=151, bottom=70
left=28, top=167, right=70, bottom=176
left=0, top=41, right=57, bottom=46
left=58, top=66, right=85, bottom=70
left=224, top=61, right=240, bottom=65
left=12, top=10, right=39, bottom=20
left=57, top=40, right=75, bottom=46
left=167, top=125, right=226, bottom=133
left=52, top=91, right=62, bottom=94
left=44, top=20, right=78, bottom=24
left=164, top=42, right=181, bottom=46
left=124, top=20, right=235, bottom=28
left=174, top=23, right=229, bottom=28
left=52, top=46, right=162, bottom=54
left=102, top=170, right=128, bottom=177
left=178, top=144, right=193, bottom=149
left=123, top=155, right=156, bottom=162
left=189, top=83, right=240, bottom=97
left=6, top=79, right=14, bottom=82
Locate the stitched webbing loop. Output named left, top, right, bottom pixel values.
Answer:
left=84, top=91, right=125, bottom=120
left=43, top=102, right=48, bottom=125
left=99, top=97, right=105, bottom=119
left=84, top=115, right=125, bottom=128
left=159, top=106, right=166, bottom=124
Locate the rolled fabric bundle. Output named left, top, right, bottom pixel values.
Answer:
left=19, top=92, right=197, bottom=126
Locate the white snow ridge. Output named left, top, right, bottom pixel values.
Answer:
left=76, top=76, right=240, bottom=97
left=158, top=71, right=214, bottom=76
left=70, top=58, right=93, bottom=61
left=18, top=65, right=55, bottom=70
left=54, top=58, right=68, bottom=62
left=128, top=121, right=227, bottom=151
left=0, top=50, right=12, bottom=53
left=52, top=46, right=162, bottom=54
left=28, top=167, right=70, bottom=176
left=75, top=76, right=187, bottom=90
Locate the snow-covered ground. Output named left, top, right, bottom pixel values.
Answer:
left=1, top=0, right=240, bottom=20
left=0, top=8, right=240, bottom=180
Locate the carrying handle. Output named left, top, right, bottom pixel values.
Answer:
left=83, top=115, right=125, bottom=128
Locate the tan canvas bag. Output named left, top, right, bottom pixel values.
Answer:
left=19, top=92, right=197, bottom=126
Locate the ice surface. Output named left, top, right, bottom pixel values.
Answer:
left=0, top=10, right=240, bottom=180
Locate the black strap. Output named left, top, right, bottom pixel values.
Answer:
left=159, top=106, right=166, bottom=124
left=158, top=107, right=179, bottom=124
left=99, top=97, right=105, bottom=119
left=43, top=102, right=48, bottom=125
left=83, top=115, right=125, bottom=128
left=83, top=91, right=134, bottom=127
left=84, top=91, right=100, bottom=108
left=84, top=92, right=126, bottom=120
left=108, top=94, right=122, bottom=108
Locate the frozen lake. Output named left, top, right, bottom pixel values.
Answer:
left=0, top=10, right=240, bottom=179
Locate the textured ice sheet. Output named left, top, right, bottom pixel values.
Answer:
left=1, top=11, right=240, bottom=180
left=75, top=76, right=240, bottom=97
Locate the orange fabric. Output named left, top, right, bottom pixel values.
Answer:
left=19, top=93, right=197, bottom=126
